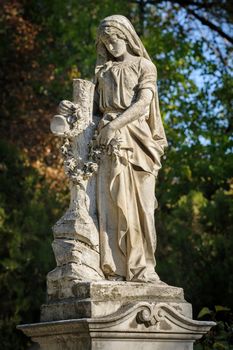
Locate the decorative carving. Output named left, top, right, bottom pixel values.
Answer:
left=60, top=137, right=98, bottom=185
left=136, top=304, right=157, bottom=327
left=18, top=301, right=215, bottom=349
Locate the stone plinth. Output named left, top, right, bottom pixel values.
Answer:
left=41, top=281, right=192, bottom=322
left=18, top=299, right=215, bottom=350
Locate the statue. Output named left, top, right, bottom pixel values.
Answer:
left=48, top=15, right=168, bottom=294
left=95, top=15, right=167, bottom=283
left=18, top=16, right=215, bottom=350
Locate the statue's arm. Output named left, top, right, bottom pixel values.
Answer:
left=107, top=88, right=153, bottom=131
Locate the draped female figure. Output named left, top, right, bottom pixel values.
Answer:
left=95, top=15, right=167, bottom=283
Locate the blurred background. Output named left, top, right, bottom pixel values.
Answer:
left=0, top=0, right=232, bottom=349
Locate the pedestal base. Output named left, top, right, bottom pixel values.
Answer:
left=41, top=280, right=192, bottom=321
left=18, top=301, right=215, bottom=350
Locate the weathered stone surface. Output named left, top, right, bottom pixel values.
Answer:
left=49, top=78, right=101, bottom=286
left=46, top=240, right=104, bottom=302
left=62, top=280, right=185, bottom=302
left=52, top=240, right=100, bottom=268
left=18, top=302, right=215, bottom=350
left=50, top=115, right=70, bottom=136
left=41, top=281, right=192, bottom=322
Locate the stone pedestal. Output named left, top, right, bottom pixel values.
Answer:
left=18, top=282, right=215, bottom=349
left=41, top=281, right=191, bottom=321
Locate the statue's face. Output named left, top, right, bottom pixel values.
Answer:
left=101, top=33, right=127, bottom=58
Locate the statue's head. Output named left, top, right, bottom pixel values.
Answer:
left=96, top=15, right=150, bottom=69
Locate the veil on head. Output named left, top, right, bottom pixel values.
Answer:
left=96, top=15, right=168, bottom=149
left=96, top=15, right=150, bottom=70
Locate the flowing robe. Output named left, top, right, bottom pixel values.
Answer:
left=96, top=57, right=164, bottom=282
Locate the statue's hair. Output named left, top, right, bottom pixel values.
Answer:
left=98, top=25, right=126, bottom=41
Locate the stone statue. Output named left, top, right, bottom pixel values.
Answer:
left=49, top=15, right=168, bottom=291
left=18, top=15, right=215, bottom=350
left=95, top=15, right=167, bottom=283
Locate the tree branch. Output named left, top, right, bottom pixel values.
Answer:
left=173, top=0, right=233, bottom=44
left=139, top=0, right=233, bottom=44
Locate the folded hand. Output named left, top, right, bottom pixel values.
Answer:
left=97, top=124, right=116, bottom=146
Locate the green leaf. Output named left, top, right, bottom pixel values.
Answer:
left=214, top=306, right=231, bottom=312
left=197, top=307, right=212, bottom=319
left=213, top=342, right=228, bottom=350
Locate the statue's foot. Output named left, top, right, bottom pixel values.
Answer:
left=147, top=271, right=163, bottom=284
left=131, top=271, right=167, bottom=284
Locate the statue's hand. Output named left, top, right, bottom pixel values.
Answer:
left=97, top=124, right=116, bottom=146
left=58, top=100, right=76, bottom=116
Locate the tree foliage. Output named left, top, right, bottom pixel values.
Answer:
left=0, top=140, right=65, bottom=349
left=0, top=0, right=232, bottom=348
